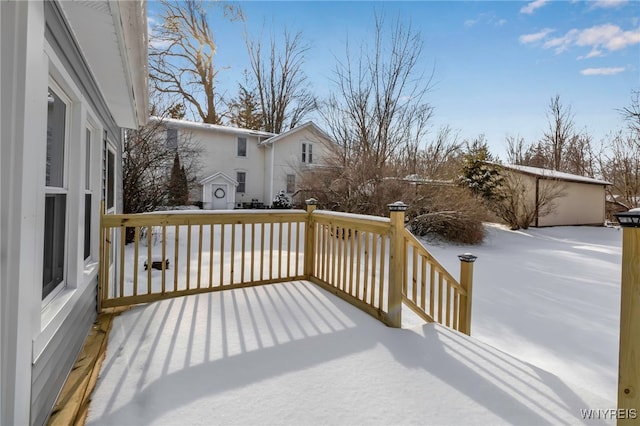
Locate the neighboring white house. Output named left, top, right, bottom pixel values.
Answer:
left=501, top=164, right=611, bottom=227
left=151, top=117, right=335, bottom=208
left=0, top=1, right=147, bottom=425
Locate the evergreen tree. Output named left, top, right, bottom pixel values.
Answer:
left=458, top=136, right=503, bottom=201
left=228, top=78, right=263, bottom=130
left=168, top=152, right=189, bottom=205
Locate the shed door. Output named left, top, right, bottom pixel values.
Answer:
left=211, top=184, right=228, bottom=210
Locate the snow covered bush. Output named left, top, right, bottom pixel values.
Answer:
left=272, top=190, right=293, bottom=209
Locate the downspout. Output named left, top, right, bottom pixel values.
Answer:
left=534, top=177, right=540, bottom=227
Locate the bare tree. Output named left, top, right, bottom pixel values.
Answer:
left=318, top=14, right=434, bottom=215
left=123, top=118, right=202, bottom=217
left=246, top=29, right=316, bottom=133
left=563, top=132, right=596, bottom=176
left=491, top=171, right=566, bottom=230
left=150, top=0, right=242, bottom=124
left=599, top=130, right=640, bottom=211
left=542, top=94, right=575, bottom=171
left=619, top=89, right=640, bottom=136
left=505, top=134, right=527, bottom=165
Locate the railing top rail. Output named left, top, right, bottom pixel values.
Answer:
left=313, top=210, right=391, bottom=224
left=102, top=210, right=308, bottom=227
left=403, top=228, right=466, bottom=295
left=312, top=210, right=391, bottom=234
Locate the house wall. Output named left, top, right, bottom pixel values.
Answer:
left=188, top=127, right=268, bottom=206
left=1, top=2, right=129, bottom=424
left=269, top=126, right=334, bottom=203
left=538, top=180, right=606, bottom=226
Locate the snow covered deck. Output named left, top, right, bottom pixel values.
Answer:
left=86, top=280, right=609, bottom=425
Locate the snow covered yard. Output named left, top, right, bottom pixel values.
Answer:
left=410, top=224, right=622, bottom=405
left=87, top=224, right=622, bottom=425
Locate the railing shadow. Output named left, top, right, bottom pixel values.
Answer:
left=87, top=281, right=605, bottom=425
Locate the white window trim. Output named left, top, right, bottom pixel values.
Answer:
left=236, top=170, right=247, bottom=194
left=34, top=42, right=103, bottom=362
left=302, top=142, right=313, bottom=164
left=237, top=136, right=248, bottom=158
left=42, top=79, right=72, bottom=307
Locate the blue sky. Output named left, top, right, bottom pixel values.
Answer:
left=149, top=0, right=639, bottom=159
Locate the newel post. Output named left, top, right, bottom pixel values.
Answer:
left=304, top=198, right=318, bottom=279
left=388, top=201, right=408, bottom=328
left=458, top=253, right=477, bottom=336
left=615, top=210, right=640, bottom=424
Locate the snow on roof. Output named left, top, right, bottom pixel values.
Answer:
left=501, top=164, right=611, bottom=185
left=149, top=116, right=276, bottom=138
left=258, top=121, right=335, bottom=146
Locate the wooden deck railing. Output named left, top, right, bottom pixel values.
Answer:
left=402, top=230, right=476, bottom=334
left=99, top=210, right=307, bottom=309
left=99, top=200, right=477, bottom=334
left=307, top=209, right=393, bottom=325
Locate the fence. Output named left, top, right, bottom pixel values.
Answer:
left=99, top=200, right=477, bottom=334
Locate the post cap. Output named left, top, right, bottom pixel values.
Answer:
left=305, top=198, right=318, bottom=206
left=387, top=201, right=408, bottom=212
left=615, top=209, right=640, bottom=228
left=458, top=253, right=478, bottom=263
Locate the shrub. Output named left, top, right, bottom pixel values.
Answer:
left=272, top=190, right=293, bottom=209
left=408, top=211, right=485, bottom=245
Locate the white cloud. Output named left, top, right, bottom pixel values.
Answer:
left=578, top=48, right=604, bottom=59
left=464, top=13, right=507, bottom=28
left=519, top=28, right=555, bottom=44
left=520, top=0, right=549, bottom=15
left=580, top=67, right=626, bottom=75
left=591, top=0, right=629, bottom=9
left=464, top=19, right=478, bottom=28
left=542, top=24, right=640, bottom=54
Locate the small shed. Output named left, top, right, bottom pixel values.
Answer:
left=501, top=164, right=611, bottom=227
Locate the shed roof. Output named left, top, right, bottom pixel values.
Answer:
left=501, top=164, right=611, bottom=186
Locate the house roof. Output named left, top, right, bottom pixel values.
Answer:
left=501, top=164, right=611, bottom=186
left=61, top=1, right=148, bottom=128
left=199, top=171, right=238, bottom=186
left=149, top=117, right=276, bottom=139
left=259, top=121, right=334, bottom=146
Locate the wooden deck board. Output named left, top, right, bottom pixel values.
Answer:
left=47, top=307, right=129, bottom=426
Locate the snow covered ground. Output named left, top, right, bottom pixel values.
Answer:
left=410, top=224, right=622, bottom=404
left=87, top=224, right=622, bottom=425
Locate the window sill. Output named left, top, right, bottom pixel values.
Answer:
left=33, top=263, right=99, bottom=363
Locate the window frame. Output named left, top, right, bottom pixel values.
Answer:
left=105, top=144, right=116, bottom=213
left=302, top=142, right=313, bottom=164
left=286, top=174, right=296, bottom=194
left=166, top=128, right=178, bottom=150
left=83, top=125, right=95, bottom=262
left=42, top=81, right=71, bottom=303
left=237, top=136, right=247, bottom=157
left=236, top=171, right=246, bottom=193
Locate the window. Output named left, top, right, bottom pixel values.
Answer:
left=302, top=142, right=313, bottom=164
left=106, top=148, right=115, bottom=210
left=237, top=137, right=247, bottom=157
left=43, top=87, right=68, bottom=299
left=286, top=174, right=295, bottom=193
left=84, top=128, right=92, bottom=260
left=166, top=128, right=178, bottom=150
left=236, top=172, right=246, bottom=193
